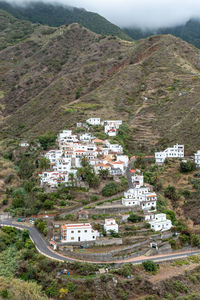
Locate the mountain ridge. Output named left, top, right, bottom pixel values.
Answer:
left=1, top=10, right=200, bottom=154
left=124, top=19, right=200, bottom=48
left=0, top=0, right=132, bottom=41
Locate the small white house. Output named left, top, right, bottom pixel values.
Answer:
left=61, top=223, right=99, bottom=243
left=195, top=150, right=200, bottom=168
left=155, top=144, right=184, bottom=164
left=146, top=213, right=172, bottom=231
left=104, top=219, right=119, bottom=234
left=19, top=141, right=29, bottom=147
left=86, top=118, right=101, bottom=126
left=132, top=174, right=144, bottom=188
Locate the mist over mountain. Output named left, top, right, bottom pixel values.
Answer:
left=124, top=18, right=200, bottom=49
left=0, top=0, right=132, bottom=41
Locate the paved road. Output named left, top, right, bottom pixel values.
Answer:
left=1, top=220, right=200, bottom=265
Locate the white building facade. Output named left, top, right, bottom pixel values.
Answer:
left=104, top=219, right=119, bottom=234
left=195, top=150, right=200, bottom=168
left=155, top=144, right=184, bottom=164
left=61, top=223, right=99, bottom=243
left=145, top=213, right=172, bottom=231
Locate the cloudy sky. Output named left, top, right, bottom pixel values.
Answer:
left=6, top=0, right=200, bottom=29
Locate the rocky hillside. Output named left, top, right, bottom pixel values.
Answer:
left=1, top=11, right=200, bottom=153
left=0, top=1, right=131, bottom=41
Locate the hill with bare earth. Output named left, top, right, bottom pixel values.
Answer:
left=1, top=11, right=200, bottom=153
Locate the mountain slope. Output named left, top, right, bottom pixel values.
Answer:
left=124, top=19, right=200, bottom=48
left=1, top=12, right=200, bottom=154
left=0, top=1, right=132, bottom=41
left=0, top=9, right=38, bottom=50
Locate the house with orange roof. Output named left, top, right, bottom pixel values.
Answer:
left=61, top=223, right=99, bottom=243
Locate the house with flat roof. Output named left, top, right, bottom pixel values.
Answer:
left=104, top=219, right=119, bottom=234
left=145, top=213, right=172, bottom=231
left=61, top=223, right=99, bottom=243
left=155, top=144, right=184, bottom=164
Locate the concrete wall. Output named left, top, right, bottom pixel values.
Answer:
left=88, top=205, right=141, bottom=215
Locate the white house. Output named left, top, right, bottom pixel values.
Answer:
left=103, top=120, right=122, bottom=128
left=104, top=219, right=119, bottom=234
left=86, top=118, right=101, bottom=126
left=79, top=133, right=94, bottom=142
left=61, top=223, right=99, bottom=243
left=131, top=174, right=144, bottom=188
left=19, top=141, right=29, bottom=147
left=122, top=186, right=157, bottom=210
left=106, top=142, right=123, bottom=153
left=145, top=213, right=172, bottom=231
left=155, top=144, right=184, bottom=164
left=195, top=150, right=200, bottom=168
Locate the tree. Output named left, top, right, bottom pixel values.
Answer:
left=38, top=132, right=56, bottom=150
left=99, top=169, right=110, bottom=179
left=39, top=157, right=50, bottom=170
left=101, top=182, right=119, bottom=197
left=69, top=173, right=75, bottom=187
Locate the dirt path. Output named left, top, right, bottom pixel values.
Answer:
left=149, top=262, right=200, bottom=284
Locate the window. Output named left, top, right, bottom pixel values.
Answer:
left=71, top=231, right=74, bottom=233
left=71, top=237, right=74, bottom=240
left=78, top=230, right=81, bottom=233
left=93, top=236, right=95, bottom=239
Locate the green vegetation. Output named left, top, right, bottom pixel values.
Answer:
left=34, top=219, right=48, bottom=236
left=77, top=158, right=99, bottom=188
left=128, top=213, right=143, bottom=223
left=38, top=132, right=57, bottom=150
left=124, top=19, right=200, bottom=49
left=179, top=161, right=196, bottom=173
left=0, top=1, right=132, bottom=41
left=142, top=261, right=159, bottom=273
left=101, top=177, right=128, bottom=197
left=0, top=10, right=37, bottom=50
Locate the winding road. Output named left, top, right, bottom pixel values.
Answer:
left=1, top=219, right=200, bottom=265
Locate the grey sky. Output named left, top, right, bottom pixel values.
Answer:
left=6, top=0, right=200, bottom=29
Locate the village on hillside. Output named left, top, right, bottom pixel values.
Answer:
left=33, top=118, right=200, bottom=258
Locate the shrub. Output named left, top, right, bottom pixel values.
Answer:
left=191, top=234, right=200, bottom=247
left=101, top=182, right=120, bottom=197
left=128, top=213, right=143, bottom=223
left=164, top=185, right=179, bottom=201
left=91, top=195, right=98, bottom=201
left=142, top=261, right=159, bottom=273
left=0, top=289, right=8, bottom=299
left=179, top=161, right=196, bottom=173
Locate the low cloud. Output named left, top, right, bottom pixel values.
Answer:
left=5, top=0, right=200, bottom=29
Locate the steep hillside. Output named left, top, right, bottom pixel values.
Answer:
left=124, top=18, right=200, bottom=49
left=1, top=13, right=200, bottom=154
left=0, top=1, right=131, bottom=41
left=0, top=9, right=38, bottom=50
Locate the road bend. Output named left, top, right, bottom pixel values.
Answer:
left=1, top=220, right=200, bottom=265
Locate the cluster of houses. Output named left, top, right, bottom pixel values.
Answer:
left=85, top=117, right=122, bottom=137
left=60, top=170, right=172, bottom=243
left=60, top=218, right=118, bottom=243
left=39, top=119, right=129, bottom=188
left=122, top=171, right=172, bottom=232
